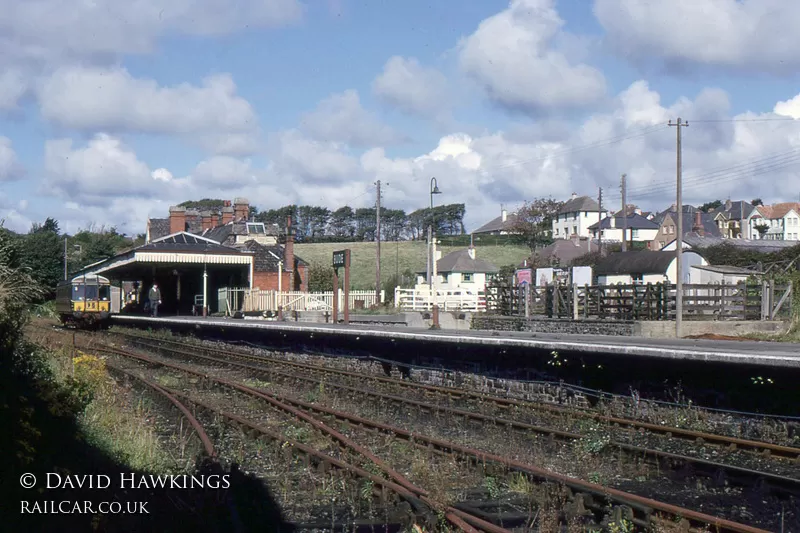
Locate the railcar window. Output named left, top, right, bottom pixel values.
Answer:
left=72, top=285, right=85, bottom=300
left=99, top=286, right=110, bottom=301
left=85, top=285, right=99, bottom=299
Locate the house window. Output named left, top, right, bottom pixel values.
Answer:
left=247, top=222, right=267, bottom=234
left=632, top=229, right=639, bottom=238
left=631, top=273, right=644, bottom=284
left=462, top=273, right=474, bottom=283
left=572, top=226, right=577, bottom=235
left=662, top=227, right=668, bottom=235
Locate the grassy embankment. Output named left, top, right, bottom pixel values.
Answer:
left=296, top=241, right=531, bottom=290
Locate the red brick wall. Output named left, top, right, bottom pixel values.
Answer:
left=252, top=271, right=293, bottom=291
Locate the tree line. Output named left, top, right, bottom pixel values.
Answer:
left=0, top=219, right=140, bottom=299
left=180, top=199, right=467, bottom=242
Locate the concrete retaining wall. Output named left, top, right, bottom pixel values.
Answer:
left=470, top=316, right=637, bottom=336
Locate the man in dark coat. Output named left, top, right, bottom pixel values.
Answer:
left=148, top=283, right=162, bottom=317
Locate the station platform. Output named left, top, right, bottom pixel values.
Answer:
left=112, top=315, right=800, bottom=370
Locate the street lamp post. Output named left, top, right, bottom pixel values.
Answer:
left=429, top=177, right=442, bottom=329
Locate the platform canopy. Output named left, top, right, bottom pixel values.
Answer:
left=75, top=232, right=254, bottom=280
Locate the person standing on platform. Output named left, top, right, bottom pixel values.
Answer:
left=148, top=283, right=162, bottom=317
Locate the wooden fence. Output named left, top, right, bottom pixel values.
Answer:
left=487, top=281, right=792, bottom=321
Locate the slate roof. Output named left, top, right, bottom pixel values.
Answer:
left=148, top=218, right=170, bottom=241
left=472, top=213, right=520, bottom=234
left=712, top=200, right=755, bottom=221
left=692, top=264, right=758, bottom=275
left=594, top=250, right=677, bottom=276
left=203, top=224, right=234, bottom=244
left=418, top=248, right=499, bottom=274
left=139, top=232, right=246, bottom=254
left=588, top=213, right=659, bottom=230
left=654, top=207, right=722, bottom=238
left=558, top=195, right=601, bottom=214
left=527, top=238, right=596, bottom=266
left=241, top=240, right=308, bottom=272
left=668, top=234, right=800, bottom=253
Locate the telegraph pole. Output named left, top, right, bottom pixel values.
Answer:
left=597, top=187, right=603, bottom=253
left=620, top=174, right=628, bottom=252
left=375, top=180, right=381, bottom=304
left=668, top=118, right=688, bottom=338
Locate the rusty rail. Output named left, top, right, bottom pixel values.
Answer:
left=91, top=343, right=771, bottom=533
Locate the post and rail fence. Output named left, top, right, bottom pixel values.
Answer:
left=483, top=280, right=792, bottom=322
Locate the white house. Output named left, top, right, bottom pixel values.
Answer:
left=552, top=193, right=607, bottom=239
left=689, top=264, right=756, bottom=285
left=472, top=207, right=519, bottom=235
left=746, top=203, right=800, bottom=241
left=416, top=246, right=499, bottom=290
left=594, top=250, right=707, bottom=285
left=588, top=213, right=659, bottom=244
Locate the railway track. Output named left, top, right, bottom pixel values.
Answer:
left=66, top=339, right=776, bottom=532
left=116, top=331, right=800, bottom=462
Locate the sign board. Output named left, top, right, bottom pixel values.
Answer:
left=515, top=268, right=532, bottom=286
left=332, top=250, right=348, bottom=268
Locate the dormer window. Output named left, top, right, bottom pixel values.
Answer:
left=247, top=223, right=266, bottom=234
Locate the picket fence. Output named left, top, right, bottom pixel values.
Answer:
left=223, top=289, right=385, bottom=313
left=394, top=287, right=488, bottom=312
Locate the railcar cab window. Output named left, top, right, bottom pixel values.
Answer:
left=99, top=285, right=110, bottom=301
left=72, top=285, right=85, bottom=301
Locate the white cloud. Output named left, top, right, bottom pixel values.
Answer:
left=774, top=95, right=800, bottom=119
left=190, top=156, right=258, bottom=187
left=38, top=67, right=258, bottom=140
left=267, top=129, right=362, bottom=184
left=0, top=0, right=303, bottom=65
left=594, top=0, right=800, bottom=72
left=151, top=168, right=173, bottom=182
left=0, top=137, right=24, bottom=181
left=299, top=90, right=405, bottom=147
left=372, top=56, right=449, bottom=118
left=458, top=0, right=605, bottom=112
left=0, top=70, right=28, bottom=111
left=43, top=133, right=187, bottom=203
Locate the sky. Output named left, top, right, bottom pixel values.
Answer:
left=3, top=0, right=800, bottom=236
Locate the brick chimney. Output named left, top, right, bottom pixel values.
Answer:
left=221, top=206, right=234, bottom=225
left=201, top=211, right=213, bottom=231
left=693, top=210, right=705, bottom=236
left=284, top=215, right=295, bottom=290
left=210, top=212, right=219, bottom=228
left=233, top=197, right=250, bottom=222
left=169, top=206, right=187, bottom=234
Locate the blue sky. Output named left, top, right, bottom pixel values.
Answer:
left=2, top=0, right=800, bottom=236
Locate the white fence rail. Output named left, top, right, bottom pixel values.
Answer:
left=241, top=289, right=385, bottom=313
left=394, top=287, right=487, bottom=312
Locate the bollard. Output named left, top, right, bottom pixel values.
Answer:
left=431, top=305, right=441, bottom=330
left=277, top=306, right=284, bottom=321
left=324, top=311, right=330, bottom=323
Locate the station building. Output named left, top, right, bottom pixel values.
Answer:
left=74, top=198, right=307, bottom=316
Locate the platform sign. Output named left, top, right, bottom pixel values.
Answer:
left=332, top=250, right=348, bottom=268
left=515, top=268, right=532, bottom=286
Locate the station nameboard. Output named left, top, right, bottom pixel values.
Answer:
left=332, top=250, right=347, bottom=268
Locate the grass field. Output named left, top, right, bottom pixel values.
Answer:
left=295, top=241, right=531, bottom=290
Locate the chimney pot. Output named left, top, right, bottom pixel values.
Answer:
left=501, top=209, right=507, bottom=222
left=571, top=192, right=577, bottom=200
left=169, top=205, right=187, bottom=234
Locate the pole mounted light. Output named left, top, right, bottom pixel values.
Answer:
left=429, top=177, right=442, bottom=329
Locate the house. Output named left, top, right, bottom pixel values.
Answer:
left=522, top=237, right=596, bottom=268
left=745, top=203, right=800, bottom=241
left=710, top=199, right=755, bottom=239
left=594, top=250, right=707, bottom=285
left=552, top=193, right=606, bottom=239
left=416, top=246, right=499, bottom=290
left=588, top=213, right=659, bottom=244
left=660, top=234, right=800, bottom=254
left=146, top=198, right=308, bottom=292
left=650, top=206, right=721, bottom=250
left=472, top=207, right=519, bottom=235
left=689, top=264, right=757, bottom=285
